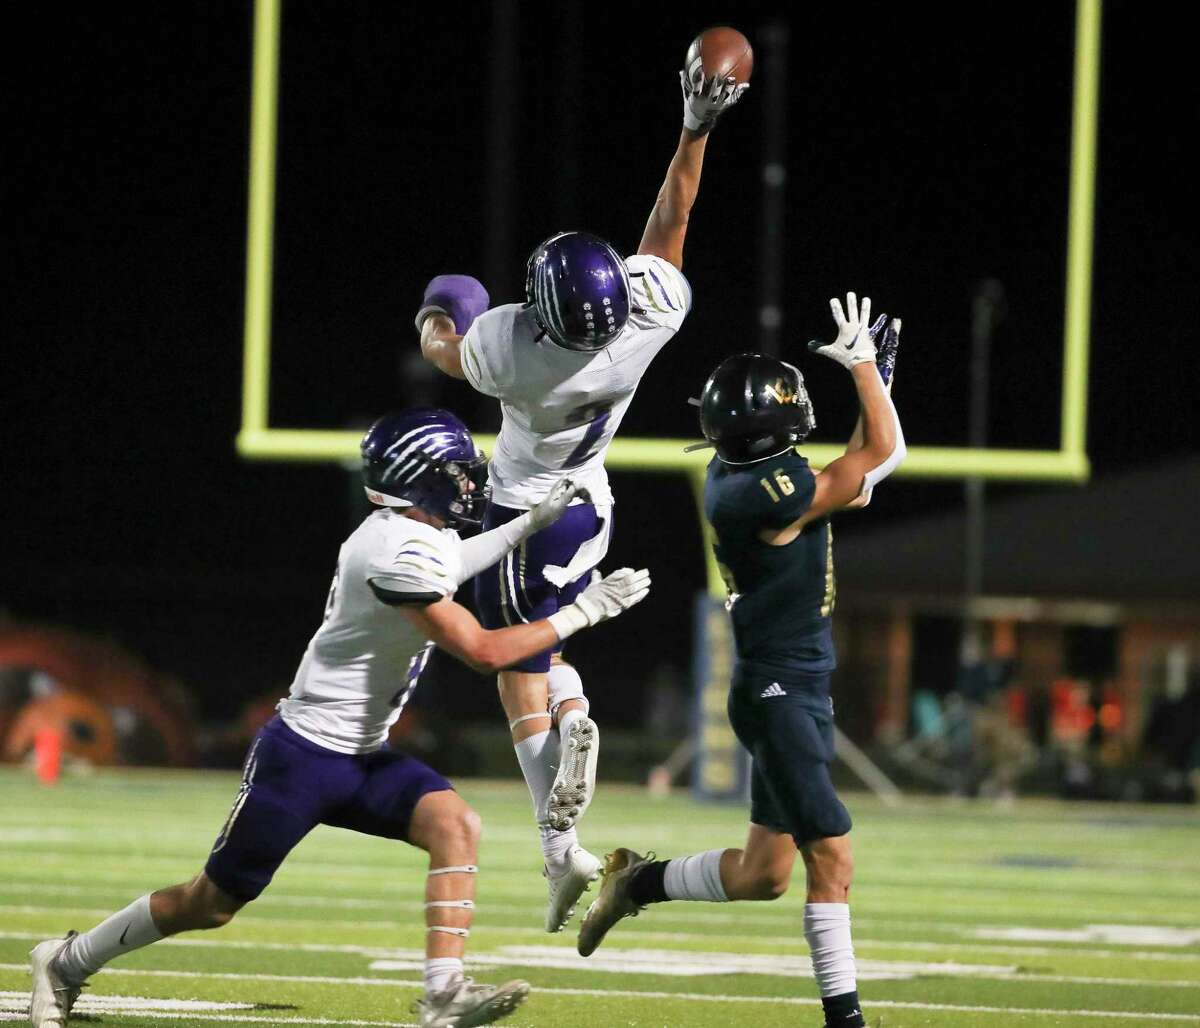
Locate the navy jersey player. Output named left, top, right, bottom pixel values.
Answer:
left=29, top=408, right=649, bottom=1028
left=415, top=57, right=747, bottom=932
left=577, top=294, right=905, bottom=1028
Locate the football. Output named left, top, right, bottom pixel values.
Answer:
left=686, top=26, right=754, bottom=86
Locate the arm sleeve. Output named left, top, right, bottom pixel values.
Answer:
left=459, top=308, right=508, bottom=397
left=760, top=456, right=817, bottom=529
left=625, top=254, right=692, bottom=332
left=456, top=512, right=535, bottom=583
left=367, top=532, right=459, bottom=607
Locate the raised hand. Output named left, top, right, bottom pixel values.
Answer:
left=877, top=318, right=902, bottom=387
left=680, top=64, right=749, bottom=136
left=807, top=292, right=879, bottom=371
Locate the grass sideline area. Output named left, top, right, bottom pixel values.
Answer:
left=1, top=767, right=1198, bottom=1027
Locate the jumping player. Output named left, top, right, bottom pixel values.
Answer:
left=415, top=60, right=747, bottom=932
left=576, top=295, right=905, bottom=1028
left=29, top=408, right=650, bottom=1028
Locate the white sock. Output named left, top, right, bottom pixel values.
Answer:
left=804, top=902, right=857, bottom=997
left=557, top=707, right=585, bottom=739
left=424, top=956, right=463, bottom=995
left=55, top=894, right=163, bottom=983
left=664, top=849, right=728, bottom=902
left=514, top=730, right=578, bottom=870
left=513, top=729, right=558, bottom=822
left=539, top=824, right=578, bottom=872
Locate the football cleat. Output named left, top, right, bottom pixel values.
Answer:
left=546, top=716, right=599, bottom=831
left=544, top=845, right=603, bottom=933
left=576, top=847, right=653, bottom=957
left=29, top=932, right=85, bottom=1027
left=414, top=975, right=530, bottom=1027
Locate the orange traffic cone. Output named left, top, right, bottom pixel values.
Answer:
left=34, top=728, right=62, bottom=784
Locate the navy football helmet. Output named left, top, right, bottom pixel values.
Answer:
left=361, top=408, right=490, bottom=528
left=699, top=354, right=816, bottom=465
left=525, top=231, right=632, bottom=351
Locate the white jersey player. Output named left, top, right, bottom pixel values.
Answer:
left=415, top=60, right=748, bottom=932
left=29, top=408, right=649, bottom=1028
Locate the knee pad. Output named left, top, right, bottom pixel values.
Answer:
left=548, top=663, right=588, bottom=718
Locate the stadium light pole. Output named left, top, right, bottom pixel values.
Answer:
left=756, top=20, right=788, bottom=357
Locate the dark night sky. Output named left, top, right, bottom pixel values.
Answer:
left=5, top=3, right=1195, bottom=723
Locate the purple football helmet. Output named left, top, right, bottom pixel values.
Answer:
left=525, top=231, right=632, bottom=351
left=361, top=408, right=490, bottom=528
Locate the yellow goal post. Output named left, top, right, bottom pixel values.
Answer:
left=236, top=0, right=1101, bottom=598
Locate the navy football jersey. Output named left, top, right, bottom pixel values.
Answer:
left=704, top=449, right=836, bottom=675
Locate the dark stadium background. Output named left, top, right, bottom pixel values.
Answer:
left=5, top=3, right=1193, bottom=744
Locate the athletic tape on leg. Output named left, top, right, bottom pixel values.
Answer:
left=548, top=663, right=588, bottom=717
left=427, top=925, right=471, bottom=937
left=509, top=711, right=552, bottom=730
left=427, top=865, right=478, bottom=876
left=425, top=900, right=475, bottom=909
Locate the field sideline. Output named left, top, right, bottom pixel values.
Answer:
left=1, top=768, right=1198, bottom=1027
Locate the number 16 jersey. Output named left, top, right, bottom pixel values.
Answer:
left=460, top=254, right=690, bottom=509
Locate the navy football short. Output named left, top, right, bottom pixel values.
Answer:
left=727, top=667, right=853, bottom=846
left=473, top=501, right=605, bottom=673
left=204, top=717, right=452, bottom=901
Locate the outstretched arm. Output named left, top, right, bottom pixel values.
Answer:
left=401, top=568, right=651, bottom=674
left=761, top=294, right=906, bottom=543
left=841, top=317, right=901, bottom=509
left=638, top=62, right=748, bottom=270
left=637, top=130, right=710, bottom=271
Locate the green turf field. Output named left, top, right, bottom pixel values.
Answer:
left=1, top=768, right=1198, bottom=1027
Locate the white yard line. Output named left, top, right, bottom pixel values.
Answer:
left=4, top=926, right=1200, bottom=968
left=4, top=957, right=1200, bottom=994
left=1, top=976, right=1198, bottom=1024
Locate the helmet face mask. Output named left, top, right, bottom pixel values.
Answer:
left=698, top=354, right=816, bottom=465
left=525, top=231, right=632, bottom=352
left=361, top=409, right=491, bottom=529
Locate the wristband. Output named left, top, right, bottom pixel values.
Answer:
left=548, top=604, right=589, bottom=641
left=415, top=304, right=450, bottom=334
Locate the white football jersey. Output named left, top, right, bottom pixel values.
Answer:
left=460, top=253, right=691, bottom=509
left=278, top=508, right=463, bottom=754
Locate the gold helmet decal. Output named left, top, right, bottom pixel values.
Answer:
left=764, top=379, right=798, bottom=405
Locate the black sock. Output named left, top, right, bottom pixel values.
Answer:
left=626, top=859, right=670, bottom=905
left=822, top=990, right=865, bottom=1027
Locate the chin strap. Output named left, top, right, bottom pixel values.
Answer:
left=426, top=866, right=478, bottom=938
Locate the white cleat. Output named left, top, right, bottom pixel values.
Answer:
left=547, top=716, right=599, bottom=831
left=544, top=845, right=603, bottom=933
left=414, top=975, right=530, bottom=1027
left=29, top=932, right=85, bottom=1027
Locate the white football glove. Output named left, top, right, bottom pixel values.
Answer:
left=548, top=568, right=652, bottom=640
left=527, top=477, right=588, bottom=534
left=807, top=292, right=878, bottom=371
left=681, top=61, right=749, bottom=135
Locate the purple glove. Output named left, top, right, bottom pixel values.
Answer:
left=415, top=275, right=490, bottom=335
left=877, top=318, right=901, bottom=386
left=866, top=312, right=901, bottom=386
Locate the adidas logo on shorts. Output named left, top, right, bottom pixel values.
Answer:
left=759, top=683, right=787, bottom=699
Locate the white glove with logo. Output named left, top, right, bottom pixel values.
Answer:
left=681, top=62, right=749, bottom=135
left=527, top=477, right=588, bottom=534
left=807, top=292, right=878, bottom=371
left=548, top=568, right=652, bottom=640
